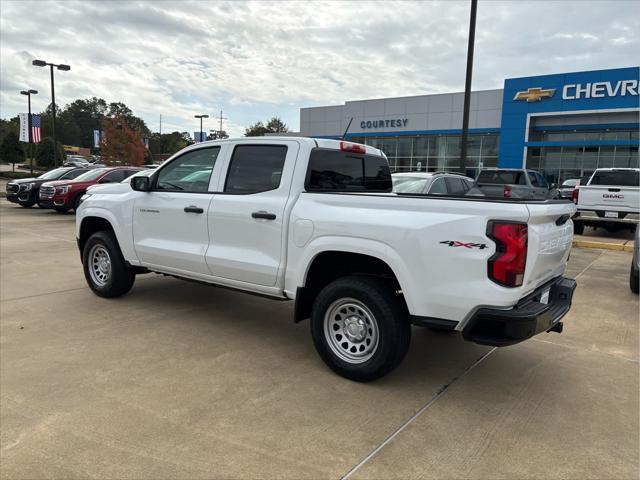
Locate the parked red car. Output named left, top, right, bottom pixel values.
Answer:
left=39, top=166, right=144, bottom=212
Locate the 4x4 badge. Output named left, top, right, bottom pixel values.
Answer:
left=440, top=240, right=487, bottom=249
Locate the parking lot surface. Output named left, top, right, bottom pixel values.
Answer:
left=1, top=199, right=638, bottom=479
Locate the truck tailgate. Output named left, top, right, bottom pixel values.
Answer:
left=523, top=202, right=576, bottom=294
left=578, top=186, right=640, bottom=213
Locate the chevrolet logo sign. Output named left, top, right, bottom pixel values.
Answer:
left=513, top=87, right=556, bottom=102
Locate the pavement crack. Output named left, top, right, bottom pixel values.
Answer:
left=340, top=347, right=497, bottom=480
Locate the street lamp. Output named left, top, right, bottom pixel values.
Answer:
left=32, top=59, right=71, bottom=168
left=20, top=89, right=38, bottom=175
left=194, top=114, right=209, bottom=142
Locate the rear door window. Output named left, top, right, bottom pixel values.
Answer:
left=60, top=169, right=89, bottom=180
left=428, top=178, right=447, bottom=194
left=590, top=170, right=640, bottom=187
left=306, top=149, right=391, bottom=192
left=444, top=177, right=466, bottom=195
left=101, top=170, right=128, bottom=183
left=225, top=145, right=288, bottom=194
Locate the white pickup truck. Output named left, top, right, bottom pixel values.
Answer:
left=76, top=137, right=577, bottom=381
left=572, top=168, right=640, bottom=234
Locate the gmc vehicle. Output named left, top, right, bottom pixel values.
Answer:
left=572, top=168, right=639, bottom=234
left=469, top=168, right=559, bottom=199
left=40, top=166, right=143, bottom=212
left=5, top=167, right=92, bottom=208
left=76, top=138, right=577, bottom=381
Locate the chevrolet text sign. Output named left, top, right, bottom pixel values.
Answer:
left=562, top=79, right=638, bottom=100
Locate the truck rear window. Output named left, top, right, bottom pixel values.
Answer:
left=306, top=149, right=392, bottom=192
left=477, top=171, right=526, bottom=185
left=589, top=171, right=639, bottom=187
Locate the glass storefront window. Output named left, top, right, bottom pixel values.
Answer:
left=599, top=147, right=615, bottom=168
left=445, top=136, right=461, bottom=158
left=467, top=136, right=481, bottom=156
left=482, top=135, right=499, bottom=156
left=380, top=137, right=397, bottom=158
left=395, top=157, right=412, bottom=171
left=413, top=137, right=429, bottom=157
left=396, top=137, right=412, bottom=157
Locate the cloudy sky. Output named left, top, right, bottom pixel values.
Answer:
left=1, top=0, right=638, bottom=137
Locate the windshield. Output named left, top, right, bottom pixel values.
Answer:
left=562, top=179, right=579, bottom=187
left=73, top=168, right=108, bottom=182
left=393, top=178, right=429, bottom=193
left=37, top=167, right=71, bottom=180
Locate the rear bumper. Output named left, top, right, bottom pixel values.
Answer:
left=575, top=210, right=639, bottom=225
left=462, top=276, right=577, bottom=347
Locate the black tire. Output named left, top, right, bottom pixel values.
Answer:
left=630, top=266, right=639, bottom=295
left=72, top=194, right=83, bottom=212
left=573, top=221, right=584, bottom=235
left=310, top=276, right=411, bottom=382
left=19, top=201, right=36, bottom=208
left=82, top=231, right=135, bottom=298
left=54, top=206, right=70, bottom=213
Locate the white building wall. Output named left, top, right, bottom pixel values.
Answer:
left=300, top=89, right=503, bottom=137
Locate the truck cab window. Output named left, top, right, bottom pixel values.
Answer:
left=224, top=145, right=288, bottom=194
left=156, top=147, right=220, bottom=192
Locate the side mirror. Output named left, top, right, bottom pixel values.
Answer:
left=131, top=176, right=151, bottom=192
left=550, top=183, right=557, bottom=190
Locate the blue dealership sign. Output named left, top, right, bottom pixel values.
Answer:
left=498, top=66, right=639, bottom=168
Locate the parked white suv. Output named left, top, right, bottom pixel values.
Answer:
left=76, top=137, right=577, bottom=381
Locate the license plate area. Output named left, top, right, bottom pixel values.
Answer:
left=604, top=211, right=618, bottom=218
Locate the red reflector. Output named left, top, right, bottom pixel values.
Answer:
left=503, top=185, right=511, bottom=198
left=487, top=221, right=527, bottom=287
left=340, top=141, right=367, bottom=154
left=572, top=187, right=579, bottom=204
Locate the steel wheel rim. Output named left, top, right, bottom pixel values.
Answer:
left=324, top=298, right=379, bottom=364
left=89, top=244, right=111, bottom=287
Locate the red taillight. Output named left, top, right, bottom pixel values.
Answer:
left=340, top=141, right=367, bottom=154
left=487, top=221, right=528, bottom=288
left=503, top=185, right=512, bottom=198
left=572, top=187, right=579, bottom=204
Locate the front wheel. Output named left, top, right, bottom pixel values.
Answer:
left=631, top=266, right=639, bottom=294
left=20, top=201, right=36, bottom=208
left=310, top=276, right=410, bottom=382
left=573, top=221, right=584, bottom=235
left=82, top=231, right=135, bottom=298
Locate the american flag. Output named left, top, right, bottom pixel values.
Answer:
left=31, top=114, right=41, bottom=143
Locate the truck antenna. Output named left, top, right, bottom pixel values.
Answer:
left=341, top=117, right=353, bottom=140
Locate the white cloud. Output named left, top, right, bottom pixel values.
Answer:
left=1, top=0, right=638, bottom=138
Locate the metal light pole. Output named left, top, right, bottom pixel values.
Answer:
left=459, top=0, right=477, bottom=175
left=194, top=114, right=209, bottom=142
left=32, top=59, right=70, bottom=168
left=20, top=89, right=38, bottom=175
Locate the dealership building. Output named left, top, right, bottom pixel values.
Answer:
left=299, top=66, right=639, bottom=182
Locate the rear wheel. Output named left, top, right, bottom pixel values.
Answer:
left=72, top=194, right=83, bottom=212
left=631, top=266, right=639, bottom=294
left=20, top=200, right=36, bottom=208
left=54, top=206, right=70, bottom=213
left=310, top=276, right=410, bottom=382
left=82, top=231, right=135, bottom=298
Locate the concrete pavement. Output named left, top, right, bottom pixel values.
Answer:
left=0, top=200, right=638, bottom=479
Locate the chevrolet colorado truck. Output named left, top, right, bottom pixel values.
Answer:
left=76, top=137, right=577, bottom=381
left=572, top=168, right=639, bottom=234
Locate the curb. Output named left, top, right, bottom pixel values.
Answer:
left=572, top=239, right=633, bottom=253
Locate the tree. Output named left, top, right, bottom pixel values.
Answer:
left=245, top=116, right=290, bottom=137
left=0, top=131, right=25, bottom=165
left=100, top=116, right=146, bottom=166
left=0, top=117, right=20, bottom=147
left=148, top=131, right=193, bottom=156
left=35, top=137, right=66, bottom=168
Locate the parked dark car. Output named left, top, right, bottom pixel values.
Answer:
left=5, top=167, right=92, bottom=208
left=558, top=178, right=580, bottom=199
left=39, top=166, right=144, bottom=212
left=467, top=168, right=559, bottom=199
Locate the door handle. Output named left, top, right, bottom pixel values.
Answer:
left=608, top=188, right=621, bottom=192
left=251, top=211, right=276, bottom=220
left=184, top=206, right=204, bottom=214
